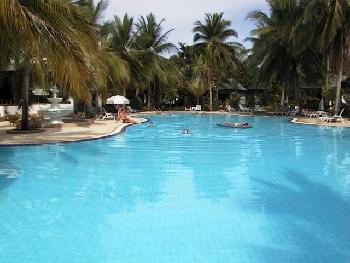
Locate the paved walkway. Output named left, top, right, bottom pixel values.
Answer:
left=0, top=118, right=146, bottom=146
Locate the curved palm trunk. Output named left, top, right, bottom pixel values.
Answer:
left=292, top=62, right=302, bottom=115
left=208, top=70, right=213, bottom=111
left=209, top=82, right=213, bottom=111
left=153, top=80, right=158, bottom=109
left=294, top=77, right=302, bottom=115
left=322, top=55, right=330, bottom=104
left=280, top=88, right=285, bottom=106
left=21, top=67, right=30, bottom=130
left=335, top=35, right=344, bottom=115
left=216, top=84, right=219, bottom=101
left=147, top=85, right=151, bottom=110
left=123, top=85, right=127, bottom=97
left=158, top=82, right=161, bottom=109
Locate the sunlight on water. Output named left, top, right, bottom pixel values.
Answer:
left=0, top=114, right=350, bottom=262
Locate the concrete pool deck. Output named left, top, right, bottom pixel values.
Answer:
left=291, top=117, right=350, bottom=128
left=0, top=118, right=147, bottom=146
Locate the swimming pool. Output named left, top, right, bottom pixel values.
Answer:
left=0, top=114, right=350, bottom=262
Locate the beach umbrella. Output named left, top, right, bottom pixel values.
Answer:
left=106, top=95, right=130, bottom=105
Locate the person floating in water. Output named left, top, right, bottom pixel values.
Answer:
left=224, top=122, right=249, bottom=127
left=183, top=128, right=190, bottom=134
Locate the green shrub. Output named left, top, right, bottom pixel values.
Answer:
left=129, top=96, right=143, bottom=110
left=228, top=94, right=241, bottom=108
left=211, top=100, right=220, bottom=111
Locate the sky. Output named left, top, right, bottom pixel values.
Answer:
left=103, top=0, right=269, bottom=50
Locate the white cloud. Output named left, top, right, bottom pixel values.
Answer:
left=104, top=0, right=268, bottom=48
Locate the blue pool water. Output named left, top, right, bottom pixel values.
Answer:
left=0, top=114, right=350, bottom=262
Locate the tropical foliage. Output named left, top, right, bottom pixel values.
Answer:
left=248, top=0, right=350, bottom=115
left=1, top=0, right=350, bottom=125
left=106, top=13, right=180, bottom=109
left=0, top=0, right=102, bottom=129
left=192, top=13, right=243, bottom=111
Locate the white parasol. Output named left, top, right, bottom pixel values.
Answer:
left=106, top=95, right=130, bottom=105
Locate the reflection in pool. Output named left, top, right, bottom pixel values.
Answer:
left=0, top=114, right=350, bottom=262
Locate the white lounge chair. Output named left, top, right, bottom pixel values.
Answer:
left=320, top=109, right=344, bottom=123
left=254, top=105, right=265, bottom=112
left=98, top=108, right=115, bottom=120
left=239, top=104, right=252, bottom=112
left=185, top=106, right=191, bottom=111
left=226, top=105, right=236, bottom=112
left=310, top=111, right=328, bottom=118
left=239, top=104, right=246, bottom=112
left=192, top=105, right=202, bottom=111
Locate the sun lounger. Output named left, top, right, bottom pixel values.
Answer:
left=320, top=109, right=345, bottom=123
left=98, top=108, right=115, bottom=120
left=254, top=105, right=266, bottom=112
left=239, top=104, right=252, bottom=112
left=191, top=105, right=202, bottom=111
left=226, top=105, right=236, bottom=112
left=309, top=111, right=327, bottom=118
left=271, top=106, right=289, bottom=116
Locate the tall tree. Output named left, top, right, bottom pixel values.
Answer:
left=0, top=0, right=100, bottom=129
left=186, top=77, right=207, bottom=105
left=247, top=0, right=322, bottom=113
left=320, top=0, right=350, bottom=114
left=109, top=14, right=144, bottom=97
left=193, top=12, right=242, bottom=111
left=79, top=0, right=129, bottom=100
left=134, top=13, right=178, bottom=109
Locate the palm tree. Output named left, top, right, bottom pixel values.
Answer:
left=80, top=0, right=129, bottom=101
left=109, top=14, right=144, bottom=97
left=186, top=78, right=207, bottom=105
left=0, top=0, right=99, bottom=129
left=193, top=12, right=242, bottom=111
left=80, top=0, right=109, bottom=27
left=319, top=0, right=350, bottom=114
left=134, top=13, right=178, bottom=109
left=247, top=1, right=322, bottom=113
left=134, top=13, right=176, bottom=53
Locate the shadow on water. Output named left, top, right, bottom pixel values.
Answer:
left=0, top=147, right=20, bottom=192
left=192, top=163, right=233, bottom=201
left=252, top=168, right=350, bottom=262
